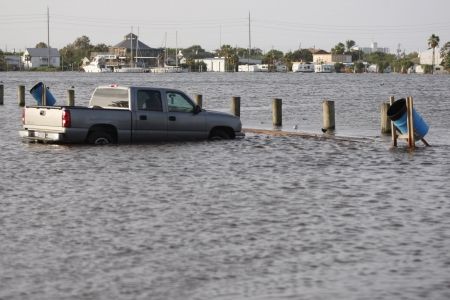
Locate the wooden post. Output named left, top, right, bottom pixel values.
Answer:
left=322, top=100, right=335, bottom=131
left=18, top=85, right=25, bottom=107
left=272, top=98, right=282, bottom=127
left=195, top=94, right=203, bottom=108
left=390, top=96, right=397, bottom=147
left=406, top=96, right=415, bottom=149
left=380, top=102, right=391, bottom=134
left=41, top=83, right=47, bottom=106
left=67, top=89, right=75, bottom=106
left=231, top=96, right=240, bottom=117
left=0, top=84, right=3, bottom=105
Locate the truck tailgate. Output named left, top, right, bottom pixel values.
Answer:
left=24, top=106, right=63, bottom=127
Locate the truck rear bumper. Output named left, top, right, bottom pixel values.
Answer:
left=19, top=130, right=63, bottom=142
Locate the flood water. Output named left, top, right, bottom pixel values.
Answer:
left=1, top=72, right=450, bottom=300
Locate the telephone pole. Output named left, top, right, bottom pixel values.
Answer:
left=47, top=6, right=50, bottom=67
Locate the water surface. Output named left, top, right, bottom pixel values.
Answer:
left=1, top=72, right=449, bottom=300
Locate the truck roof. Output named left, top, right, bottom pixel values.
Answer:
left=96, top=85, right=183, bottom=93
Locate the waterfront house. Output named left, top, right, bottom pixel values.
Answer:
left=4, top=55, right=22, bottom=70
left=195, top=57, right=227, bottom=72
left=110, top=33, right=164, bottom=68
left=415, top=47, right=445, bottom=74
left=22, top=48, right=60, bottom=69
left=313, top=51, right=352, bottom=64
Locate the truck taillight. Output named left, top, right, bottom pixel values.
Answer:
left=62, top=109, right=71, bottom=128
left=22, top=108, right=25, bottom=124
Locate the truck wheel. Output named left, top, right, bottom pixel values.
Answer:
left=209, top=128, right=231, bottom=140
left=87, top=131, right=113, bottom=145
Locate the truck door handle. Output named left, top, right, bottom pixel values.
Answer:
left=139, top=115, right=147, bottom=120
left=169, top=116, right=176, bottom=121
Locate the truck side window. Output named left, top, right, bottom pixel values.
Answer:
left=167, top=92, right=194, bottom=113
left=137, top=90, right=162, bottom=112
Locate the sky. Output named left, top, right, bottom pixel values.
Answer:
left=1, top=0, right=450, bottom=54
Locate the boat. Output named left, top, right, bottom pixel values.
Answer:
left=114, top=67, right=147, bottom=73
left=292, top=62, right=314, bottom=73
left=314, top=64, right=333, bottom=73
left=149, top=66, right=184, bottom=73
left=82, top=55, right=114, bottom=73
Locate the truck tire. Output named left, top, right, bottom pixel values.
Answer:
left=87, top=131, right=114, bottom=145
left=209, top=128, right=231, bottom=140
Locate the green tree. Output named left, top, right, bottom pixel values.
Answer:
left=263, top=49, right=284, bottom=71
left=365, top=52, right=396, bottom=73
left=0, top=49, right=5, bottom=71
left=427, top=34, right=440, bottom=74
left=331, top=42, right=345, bottom=54
left=216, top=45, right=239, bottom=72
left=291, top=49, right=313, bottom=62
left=91, top=43, right=110, bottom=53
left=345, top=40, right=356, bottom=53
left=440, top=41, right=450, bottom=71
left=35, top=42, right=48, bottom=48
left=334, top=62, right=344, bottom=73
left=182, top=45, right=214, bottom=59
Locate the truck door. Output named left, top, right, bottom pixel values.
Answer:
left=165, top=91, right=207, bottom=140
left=132, top=89, right=167, bottom=142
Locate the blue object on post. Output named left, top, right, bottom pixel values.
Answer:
left=387, top=98, right=429, bottom=139
left=29, top=82, right=56, bottom=106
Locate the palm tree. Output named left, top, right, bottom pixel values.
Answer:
left=427, top=34, right=440, bottom=74
left=345, top=40, right=356, bottom=53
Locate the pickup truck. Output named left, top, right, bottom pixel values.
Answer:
left=20, top=84, right=244, bottom=144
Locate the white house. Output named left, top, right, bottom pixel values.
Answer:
left=22, top=48, right=60, bottom=69
left=419, top=47, right=442, bottom=65
left=415, top=47, right=444, bottom=74
left=196, top=58, right=227, bottom=72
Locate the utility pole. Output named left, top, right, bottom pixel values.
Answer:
left=248, top=11, right=251, bottom=65
left=47, top=6, right=50, bottom=67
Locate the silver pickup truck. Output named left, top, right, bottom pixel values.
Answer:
left=20, top=85, right=244, bottom=144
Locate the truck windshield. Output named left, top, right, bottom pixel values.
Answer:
left=91, top=88, right=129, bottom=108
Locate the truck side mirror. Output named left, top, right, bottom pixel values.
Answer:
left=193, top=105, right=202, bottom=115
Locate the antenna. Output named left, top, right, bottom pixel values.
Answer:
left=176, top=31, right=178, bottom=67
left=130, top=26, right=134, bottom=68
left=47, top=6, right=50, bottom=67
left=219, top=24, right=222, bottom=49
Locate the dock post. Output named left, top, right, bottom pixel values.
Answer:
left=322, top=100, right=335, bottom=131
left=272, top=98, right=282, bottom=127
left=406, top=96, right=415, bottom=149
left=67, top=89, right=75, bottom=106
left=195, top=94, right=203, bottom=108
left=390, top=96, right=397, bottom=147
left=231, top=96, right=241, bottom=117
left=41, top=83, right=47, bottom=106
left=380, top=102, right=391, bottom=134
left=18, top=85, right=25, bottom=107
left=0, top=84, right=3, bottom=105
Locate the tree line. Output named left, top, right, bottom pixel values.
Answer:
left=1, top=34, right=450, bottom=73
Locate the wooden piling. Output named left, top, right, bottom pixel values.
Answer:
left=272, top=98, right=282, bottom=127
left=67, top=89, right=75, bottom=106
left=406, top=96, right=415, bottom=149
left=380, top=102, right=391, bottom=134
left=0, top=84, right=3, bottom=105
left=231, top=96, right=241, bottom=117
left=18, top=85, right=25, bottom=107
left=195, top=94, right=203, bottom=108
left=390, top=96, right=397, bottom=147
left=322, top=100, right=335, bottom=131
left=41, top=83, right=47, bottom=106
